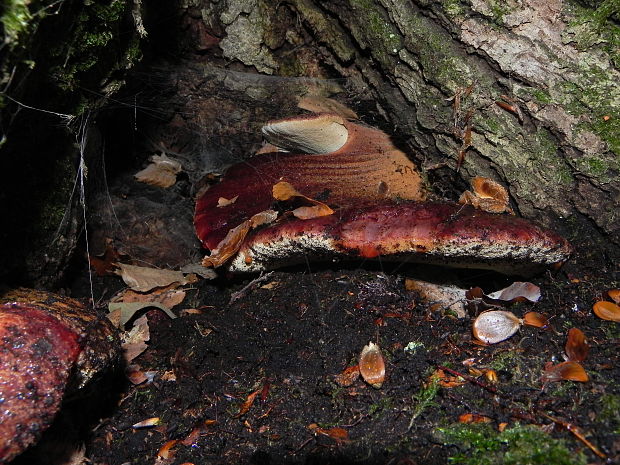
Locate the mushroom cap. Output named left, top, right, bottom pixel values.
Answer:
left=195, top=119, right=426, bottom=250
left=228, top=201, right=573, bottom=275
left=262, top=113, right=349, bottom=154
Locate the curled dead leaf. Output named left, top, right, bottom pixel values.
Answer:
left=523, top=311, right=549, bottom=328
left=334, top=365, right=360, bottom=387
left=202, top=210, right=278, bottom=268
left=593, top=300, right=620, bottom=322
left=472, top=310, right=522, bottom=344
left=404, top=278, right=467, bottom=317
left=459, top=176, right=513, bottom=214
left=430, top=368, right=466, bottom=388
left=272, top=181, right=334, bottom=220
left=157, top=439, right=179, bottom=459
left=115, top=264, right=189, bottom=292
left=132, top=417, right=161, bottom=428
left=458, top=413, right=493, bottom=424
left=234, top=389, right=260, bottom=418
left=358, top=342, right=385, bottom=388
left=134, top=154, right=182, bottom=188
left=565, top=328, right=589, bottom=362
left=542, top=361, right=588, bottom=383
left=308, top=424, right=349, bottom=441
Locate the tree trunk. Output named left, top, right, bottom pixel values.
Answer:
left=174, top=0, right=619, bottom=268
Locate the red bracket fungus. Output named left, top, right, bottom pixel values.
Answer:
left=0, top=289, right=119, bottom=463
left=194, top=114, right=572, bottom=275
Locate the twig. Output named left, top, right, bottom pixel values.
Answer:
left=229, top=272, right=275, bottom=304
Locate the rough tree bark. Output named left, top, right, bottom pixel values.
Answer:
left=176, top=0, right=619, bottom=268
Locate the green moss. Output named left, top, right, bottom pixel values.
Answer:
left=437, top=423, right=587, bottom=465
left=528, top=129, right=575, bottom=184
left=1, top=0, right=33, bottom=44
left=443, top=0, right=464, bottom=17
left=488, top=0, right=513, bottom=26
left=349, top=0, right=402, bottom=59
left=368, top=396, right=394, bottom=418
left=599, top=394, right=620, bottom=423
left=408, top=376, right=441, bottom=428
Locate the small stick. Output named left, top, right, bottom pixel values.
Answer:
left=229, top=271, right=275, bottom=304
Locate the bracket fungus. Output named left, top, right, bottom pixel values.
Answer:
left=0, top=289, right=119, bottom=463
left=194, top=113, right=572, bottom=275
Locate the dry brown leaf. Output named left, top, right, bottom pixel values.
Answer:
left=405, top=279, right=467, bottom=317
left=334, top=365, right=360, bottom=387
left=132, top=417, right=161, bottom=428
left=157, top=439, right=179, bottom=459
left=472, top=310, right=522, bottom=344
left=487, top=282, right=541, bottom=303
left=291, top=204, right=334, bottom=220
left=593, top=300, right=620, bottom=322
left=125, top=364, right=148, bottom=385
left=459, top=176, right=513, bottom=214
left=608, top=289, right=620, bottom=304
left=565, top=328, right=589, bottom=362
left=458, top=413, right=493, bottom=424
left=542, top=361, right=589, bottom=383
left=358, top=342, right=385, bottom=388
left=272, top=181, right=334, bottom=219
left=112, top=285, right=186, bottom=309
left=122, top=314, right=150, bottom=363
left=134, top=154, right=182, bottom=188
left=298, top=95, right=358, bottom=119
left=107, top=301, right=177, bottom=328
left=89, top=241, right=122, bottom=276
left=234, top=389, right=260, bottom=418
left=308, top=424, right=349, bottom=441
left=217, top=195, right=238, bottom=207
left=203, top=210, right=278, bottom=268
left=522, top=311, right=549, bottom=328
left=430, top=368, right=466, bottom=388
left=116, top=263, right=189, bottom=292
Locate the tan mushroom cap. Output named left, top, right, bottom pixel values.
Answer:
left=261, top=114, right=349, bottom=154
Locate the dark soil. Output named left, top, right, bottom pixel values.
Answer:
left=12, top=53, right=620, bottom=465
left=15, top=169, right=620, bottom=465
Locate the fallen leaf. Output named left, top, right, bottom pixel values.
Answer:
left=458, top=413, right=493, bottom=424
left=565, top=328, right=589, bottom=362
left=88, top=241, right=122, bottom=276
left=115, top=263, right=189, bottom=292
left=459, top=176, right=513, bottom=214
left=593, top=300, right=620, bottom=322
left=359, top=342, right=385, bottom=388
left=125, top=364, right=148, bottom=385
left=132, top=417, right=161, bottom=428
left=334, top=365, right=360, bottom=387
left=217, top=195, right=238, bottom=207
left=134, top=154, right=182, bottom=188
left=486, top=282, right=541, bottom=303
left=472, top=310, right=522, bottom=344
left=272, top=181, right=334, bottom=219
left=122, top=314, right=150, bottom=363
left=542, top=361, right=589, bottom=383
left=180, top=262, right=218, bottom=280
left=180, top=420, right=217, bottom=446
left=234, top=389, right=261, bottom=418
left=112, top=285, right=186, bottom=309
left=157, top=439, right=179, bottom=459
left=430, top=368, right=466, bottom=388
left=202, top=210, right=278, bottom=268
left=308, top=424, right=349, bottom=441
left=108, top=301, right=177, bottom=328
left=523, top=311, right=549, bottom=328
left=405, top=279, right=467, bottom=317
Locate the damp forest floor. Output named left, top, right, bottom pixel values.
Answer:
left=14, top=174, right=620, bottom=465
